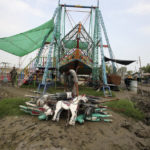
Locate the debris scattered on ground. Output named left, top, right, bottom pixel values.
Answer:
left=20, top=93, right=113, bottom=125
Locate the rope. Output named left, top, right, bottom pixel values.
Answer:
left=66, top=11, right=74, bottom=28
left=83, top=13, right=91, bottom=25
left=67, top=11, right=76, bottom=25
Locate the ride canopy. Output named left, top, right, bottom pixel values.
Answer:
left=0, top=19, right=54, bottom=57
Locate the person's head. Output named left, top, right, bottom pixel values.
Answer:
left=13, top=67, right=15, bottom=70
left=128, top=75, right=132, bottom=79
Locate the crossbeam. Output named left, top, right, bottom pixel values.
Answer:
left=60, top=4, right=97, bottom=9
left=66, top=9, right=90, bottom=13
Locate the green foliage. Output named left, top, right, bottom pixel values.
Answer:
left=117, top=67, right=127, bottom=74
left=48, top=86, right=116, bottom=97
left=48, top=86, right=106, bottom=97
left=106, top=99, right=145, bottom=120
left=99, top=64, right=112, bottom=80
left=21, top=83, right=38, bottom=89
left=141, top=64, right=150, bottom=73
left=127, top=70, right=133, bottom=75
left=48, top=87, right=64, bottom=94
left=105, top=64, right=112, bottom=74
left=79, top=86, right=116, bottom=97
left=0, top=98, right=29, bottom=118
left=48, top=86, right=110, bottom=97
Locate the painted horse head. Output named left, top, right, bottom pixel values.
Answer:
left=81, top=94, right=88, bottom=103
left=73, top=94, right=88, bottom=103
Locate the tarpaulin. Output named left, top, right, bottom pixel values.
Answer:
left=0, top=19, right=54, bottom=56
left=104, top=56, right=135, bottom=65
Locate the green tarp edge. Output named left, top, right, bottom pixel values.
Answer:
left=0, top=19, right=54, bottom=57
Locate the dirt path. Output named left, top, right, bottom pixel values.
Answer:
left=0, top=85, right=33, bottom=99
left=0, top=112, right=150, bottom=150
left=114, top=90, right=135, bottom=100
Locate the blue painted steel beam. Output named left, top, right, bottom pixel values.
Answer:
left=96, top=8, right=108, bottom=85
left=98, top=10, right=116, bottom=73
left=92, top=8, right=99, bottom=84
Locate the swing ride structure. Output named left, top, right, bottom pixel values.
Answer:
left=0, top=0, right=117, bottom=94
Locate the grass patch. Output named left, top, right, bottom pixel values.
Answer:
left=48, top=87, right=64, bottom=94
left=21, top=84, right=38, bottom=89
left=79, top=86, right=115, bottom=97
left=106, top=99, right=145, bottom=120
left=79, top=86, right=104, bottom=97
left=21, top=83, right=115, bottom=97
left=47, top=86, right=108, bottom=97
left=49, top=86, right=108, bottom=97
left=0, top=98, right=29, bottom=118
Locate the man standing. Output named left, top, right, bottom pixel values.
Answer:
left=10, top=67, right=17, bottom=86
left=64, top=69, right=79, bottom=97
left=124, top=75, right=132, bottom=90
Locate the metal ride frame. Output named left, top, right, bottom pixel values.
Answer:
left=35, top=0, right=116, bottom=94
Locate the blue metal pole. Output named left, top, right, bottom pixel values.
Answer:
left=98, top=9, right=116, bottom=73
left=92, top=8, right=99, bottom=84
left=54, top=6, right=62, bottom=79
left=97, top=9, right=108, bottom=85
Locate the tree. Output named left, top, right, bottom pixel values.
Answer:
left=99, top=64, right=112, bottom=78
left=105, top=64, right=112, bottom=74
left=117, top=67, right=127, bottom=77
left=127, top=70, right=133, bottom=75
left=141, top=64, right=150, bottom=73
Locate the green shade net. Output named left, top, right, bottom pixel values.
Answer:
left=64, top=40, right=88, bottom=50
left=0, top=19, right=54, bottom=57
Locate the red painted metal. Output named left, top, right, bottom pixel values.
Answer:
left=99, top=45, right=108, bottom=48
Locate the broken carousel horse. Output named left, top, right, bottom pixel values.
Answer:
left=76, top=97, right=119, bottom=124
left=76, top=104, right=112, bottom=123
left=52, top=95, right=88, bottom=125
left=19, top=92, right=73, bottom=119
left=19, top=103, right=53, bottom=120
left=38, top=92, right=73, bottom=120
left=23, top=91, right=73, bottom=107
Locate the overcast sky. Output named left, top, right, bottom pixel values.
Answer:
left=0, top=0, right=150, bottom=72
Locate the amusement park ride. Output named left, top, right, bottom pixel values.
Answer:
left=0, top=0, right=118, bottom=95
left=35, top=0, right=116, bottom=94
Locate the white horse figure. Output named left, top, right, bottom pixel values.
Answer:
left=52, top=95, right=88, bottom=125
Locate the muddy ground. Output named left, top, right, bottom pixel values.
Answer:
left=0, top=85, right=150, bottom=150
